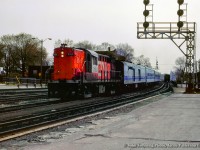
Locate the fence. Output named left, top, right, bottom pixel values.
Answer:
left=2, top=77, right=44, bottom=88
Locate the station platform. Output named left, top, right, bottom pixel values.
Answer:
left=3, top=86, right=200, bottom=150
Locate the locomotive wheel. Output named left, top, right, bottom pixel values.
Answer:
left=83, top=85, right=92, bottom=98
left=105, top=84, right=116, bottom=96
left=48, top=88, right=59, bottom=98
left=83, top=92, right=92, bottom=98
left=76, top=85, right=92, bottom=98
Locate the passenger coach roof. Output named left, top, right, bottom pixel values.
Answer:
left=122, top=61, right=144, bottom=67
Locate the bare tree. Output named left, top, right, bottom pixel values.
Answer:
left=174, top=56, right=186, bottom=83
left=44, top=56, right=53, bottom=66
left=96, top=42, right=115, bottom=51
left=74, top=40, right=96, bottom=50
left=0, top=33, right=48, bottom=77
left=135, top=55, right=152, bottom=68
left=54, top=39, right=74, bottom=48
left=115, top=43, right=134, bottom=62
left=54, top=39, right=62, bottom=48
left=0, top=44, right=5, bottom=66
left=175, top=56, right=185, bottom=69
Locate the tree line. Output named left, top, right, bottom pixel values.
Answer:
left=0, top=33, right=152, bottom=78
left=174, top=56, right=200, bottom=83
left=55, top=39, right=152, bottom=67
left=0, top=33, right=48, bottom=77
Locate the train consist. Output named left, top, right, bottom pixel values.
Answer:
left=48, top=44, right=161, bottom=98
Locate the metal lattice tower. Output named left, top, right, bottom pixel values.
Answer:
left=137, top=0, right=196, bottom=92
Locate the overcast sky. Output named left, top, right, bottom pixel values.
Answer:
left=0, top=0, right=199, bottom=74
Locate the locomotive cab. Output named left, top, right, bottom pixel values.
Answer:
left=49, top=45, right=99, bottom=98
left=52, top=44, right=85, bottom=82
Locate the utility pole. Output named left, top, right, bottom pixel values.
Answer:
left=32, top=38, right=52, bottom=87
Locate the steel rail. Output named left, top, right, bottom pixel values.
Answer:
left=0, top=98, right=60, bottom=113
left=0, top=88, right=47, bottom=94
left=0, top=83, right=172, bottom=137
left=0, top=89, right=48, bottom=103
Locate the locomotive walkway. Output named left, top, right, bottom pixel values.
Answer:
left=13, top=85, right=199, bottom=150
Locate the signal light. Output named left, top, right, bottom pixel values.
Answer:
left=177, top=21, right=184, bottom=28
left=177, top=9, right=184, bottom=16
left=143, top=22, right=149, bottom=29
left=143, top=0, right=150, bottom=5
left=177, top=0, right=184, bottom=5
left=143, top=10, right=149, bottom=17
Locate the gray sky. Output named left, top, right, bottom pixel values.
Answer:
left=0, top=0, right=199, bottom=74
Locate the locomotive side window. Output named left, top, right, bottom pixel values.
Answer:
left=92, top=56, right=97, bottom=65
left=86, top=53, right=92, bottom=72
left=133, top=69, right=135, bottom=81
left=87, top=54, right=91, bottom=61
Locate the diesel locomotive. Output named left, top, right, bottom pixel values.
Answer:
left=48, top=44, right=161, bottom=98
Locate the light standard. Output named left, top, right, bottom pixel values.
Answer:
left=32, top=38, right=52, bottom=86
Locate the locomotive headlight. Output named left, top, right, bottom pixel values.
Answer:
left=61, top=51, right=64, bottom=57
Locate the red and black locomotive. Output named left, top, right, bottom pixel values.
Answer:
left=48, top=44, right=160, bottom=98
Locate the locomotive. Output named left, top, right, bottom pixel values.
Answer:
left=48, top=44, right=161, bottom=98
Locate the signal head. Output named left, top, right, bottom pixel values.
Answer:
left=143, top=0, right=150, bottom=5
left=177, top=21, right=184, bottom=28
left=143, top=10, right=150, bottom=17
left=177, top=0, right=184, bottom=5
left=177, top=9, right=184, bottom=16
left=143, top=21, right=149, bottom=29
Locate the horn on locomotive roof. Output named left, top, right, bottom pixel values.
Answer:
left=61, top=43, right=67, bottom=47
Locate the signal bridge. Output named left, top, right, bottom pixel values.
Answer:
left=137, top=22, right=196, bottom=39
left=137, top=0, right=197, bottom=93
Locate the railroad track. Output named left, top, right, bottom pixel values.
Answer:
left=0, top=98, right=60, bottom=113
left=0, top=88, right=47, bottom=94
left=0, top=83, right=172, bottom=141
left=0, top=88, right=48, bottom=104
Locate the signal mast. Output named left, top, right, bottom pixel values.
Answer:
left=137, top=0, right=196, bottom=93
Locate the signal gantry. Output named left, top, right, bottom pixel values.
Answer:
left=137, top=0, right=197, bottom=93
